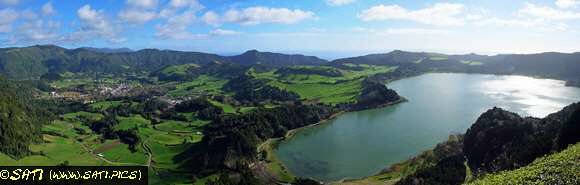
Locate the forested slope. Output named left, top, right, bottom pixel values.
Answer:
left=0, top=77, right=54, bottom=158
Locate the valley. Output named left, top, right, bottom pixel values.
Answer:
left=0, top=45, right=579, bottom=185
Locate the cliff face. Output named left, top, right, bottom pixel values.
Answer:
left=463, top=103, right=580, bottom=176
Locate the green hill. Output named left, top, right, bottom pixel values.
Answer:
left=0, top=77, right=53, bottom=158
left=467, top=142, right=580, bottom=185
left=0, top=46, right=327, bottom=80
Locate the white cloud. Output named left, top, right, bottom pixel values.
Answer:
left=2, top=19, right=62, bottom=44
left=0, top=8, right=19, bottom=32
left=22, top=10, right=38, bottom=20
left=352, top=27, right=375, bottom=32
left=0, top=25, right=11, bottom=32
left=476, top=17, right=537, bottom=27
left=354, top=27, right=451, bottom=35
left=42, top=1, right=57, bottom=16
left=326, top=0, right=355, bottom=6
left=202, top=11, right=220, bottom=25
left=17, top=20, right=59, bottom=41
left=126, top=0, right=158, bottom=8
left=169, top=0, right=203, bottom=9
left=519, top=3, right=580, bottom=20
left=155, top=0, right=208, bottom=40
left=556, top=0, right=579, bottom=9
left=379, top=28, right=451, bottom=35
left=358, top=3, right=466, bottom=26
left=72, top=5, right=124, bottom=43
left=155, top=25, right=206, bottom=39
left=255, top=32, right=323, bottom=37
left=0, top=0, right=19, bottom=5
left=222, top=7, right=316, bottom=25
left=466, top=14, right=483, bottom=20
left=118, top=9, right=157, bottom=24
left=0, top=9, right=18, bottom=23
left=210, top=29, right=240, bottom=36
left=155, top=10, right=200, bottom=39
left=158, top=0, right=203, bottom=19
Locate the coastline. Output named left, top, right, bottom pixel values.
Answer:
left=258, top=97, right=408, bottom=184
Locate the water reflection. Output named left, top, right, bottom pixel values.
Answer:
left=275, top=73, right=580, bottom=182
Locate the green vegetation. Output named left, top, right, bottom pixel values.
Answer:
left=429, top=56, right=449, bottom=61
left=115, top=115, right=150, bottom=131
left=63, top=112, right=104, bottom=122
left=460, top=60, right=483, bottom=65
left=467, top=142, right=580, bottom=185
left=343, top=135, right=464, bottom=185
left=0, top=77, right=54, bottom=158
left=100, top=143, right=148, bottom=164
left=259, top=139, right=297, bottom=183
left=209, top=100, right=236, bottom=113
left=89, top=101, right=123, bottom=111
left=168, top=75, right=228, bottom=97
left=161, top=64, right=200, bottom=76
left=154, top=120, right=195, bottom=132
left=5, top=45, right=580, bottom=185
left=248, top=65, right=398, bottom=105
left=256, top=65, right=396, bottom=84
left=270, top=78, right=362, bottom=104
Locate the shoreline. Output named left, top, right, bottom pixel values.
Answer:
left=258, top=97, right=408, bottom=184
left=258, top=72, right=569, bottom=184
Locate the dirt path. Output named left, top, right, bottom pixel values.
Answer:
left=142, top=138, right=154, bottom=167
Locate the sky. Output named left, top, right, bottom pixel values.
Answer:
left=1, top=0, right=580, bottom=59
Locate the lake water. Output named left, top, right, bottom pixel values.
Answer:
left=274, top=73, right=580, bottom=182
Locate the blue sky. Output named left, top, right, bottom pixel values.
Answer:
left=1, top=0, right=580, bottom=58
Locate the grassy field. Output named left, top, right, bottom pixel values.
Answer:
left=63, top=111, right=104, bottom=122
left=467, top=142, right=580, bottom=185
left=115, top=115, right=151, bottom=131
left=460, top=60, right=483, bottom=65
left=154, top=120, right=194, bottom=132
left=269, top=78, right=362, bottom=104
left=250, top=65, right=397, bottom=104
left=168, top=75, right=229, bottom=97
left=429, top=56, right=449, bottom=61
left=89, top=100, right=123, bottom=111
left=254, top=65, right=396, bottom=85
left=239, top=106, right=257, bottom=113
left=100, top=143, right=148, bottom=164
left=161, top=64, right=200, bottom=76
left=0, top=134, right=108, bottom=166
left=209, top=100, right=236, bottom=113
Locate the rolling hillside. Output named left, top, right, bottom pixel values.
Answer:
left=0, top=45, right=327, bottom=79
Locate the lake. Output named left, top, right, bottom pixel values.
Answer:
left=274, top=73, right=580, bottom=182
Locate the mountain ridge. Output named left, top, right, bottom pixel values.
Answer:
left=1, top=45, right=580, bottom=87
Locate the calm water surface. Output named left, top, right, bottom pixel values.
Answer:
left=274, top=73, right=580, bottom=182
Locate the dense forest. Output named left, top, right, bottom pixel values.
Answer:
left=0, top=77, right=54, bottom=158
left=183, top=104, right=337, bottom=184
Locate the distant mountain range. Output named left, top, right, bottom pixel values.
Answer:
left=80, top=47, right=133, bottom=53
left=0, top=45, right=327, bottom=79
left=1, top=45, right=579, bottom=87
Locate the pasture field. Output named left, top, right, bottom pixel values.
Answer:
left=167, top=75, right=228, bottom=97
left=115, top=115, right=151, bottom=131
